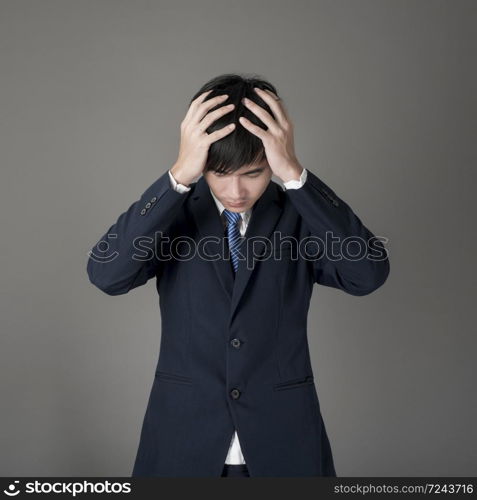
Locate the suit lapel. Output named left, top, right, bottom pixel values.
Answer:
left=190, top=178, right=235, bottom=300
left=190, top=176, right=283, bottom=320
left=229, top=182, right=282, bottom=321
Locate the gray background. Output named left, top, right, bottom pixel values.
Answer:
left=1, top=0, right=475, bottom=476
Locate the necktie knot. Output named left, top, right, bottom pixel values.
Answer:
left=223, top=209, right=241, bottom=226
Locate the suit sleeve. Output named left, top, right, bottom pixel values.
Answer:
left=284, top=169, right=390, bottom=296
left=86, top=169, right=190, bottom=296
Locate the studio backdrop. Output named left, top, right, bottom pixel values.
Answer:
left=0, top=0, right=475, bottom=476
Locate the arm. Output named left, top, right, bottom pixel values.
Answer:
left=284, top=168, right=390, bottom=296
left=237, top=86, right=389, bottom=296
left=87, top=89, right=239, bottom=296
left=86, top=169, right=190, bottom=296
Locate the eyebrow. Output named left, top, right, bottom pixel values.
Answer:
left=240, top=167, right=265, bottom=176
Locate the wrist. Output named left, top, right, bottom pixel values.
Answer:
left=170, top=163, right=194, bottom=187
left=280, top=163, right=303, bottom=183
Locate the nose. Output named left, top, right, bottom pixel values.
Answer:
left=228, top=176, right=247, bottom=200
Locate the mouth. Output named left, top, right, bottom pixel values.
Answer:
left=227, top=201, right=247, bottom=208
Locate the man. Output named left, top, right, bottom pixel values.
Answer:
left=86, top=74, right=390, bottom=477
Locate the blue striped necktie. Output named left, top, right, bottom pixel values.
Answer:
left=223, top=209, right=243, bottom=274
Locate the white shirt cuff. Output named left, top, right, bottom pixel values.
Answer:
left=168, top=169, right=192, bottom=193
left=283, top=167, right=307, bottom=190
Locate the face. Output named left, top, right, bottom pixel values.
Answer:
left=203, top=161, right=273, bottom=212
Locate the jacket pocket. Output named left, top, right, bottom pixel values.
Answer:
left=155, top=370, right=193, bottom=386
left=273, top=375, right=314, bottom=391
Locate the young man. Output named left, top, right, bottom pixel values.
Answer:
left=86, top=74, right=390, bottom=477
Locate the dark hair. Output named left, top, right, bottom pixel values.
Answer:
left=188, top=73, right=280, bottom=174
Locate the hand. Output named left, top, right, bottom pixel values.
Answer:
left=238, top=87, right=303, bottom=183
left=171, top=90, right=236, bottom=186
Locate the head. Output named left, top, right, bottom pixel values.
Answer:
left=188, top=73, right=280, bottom=212
left=204, top=159, right=272, bottom=212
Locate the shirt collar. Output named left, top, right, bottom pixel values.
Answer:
left=209, top=187, right=252, bottom=225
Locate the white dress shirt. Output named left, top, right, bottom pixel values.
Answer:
left=167, top=167, right=308, bottom=464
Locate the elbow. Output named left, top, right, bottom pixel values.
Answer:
left=348, top=257, right=390, bottom=296
left=90, top=281, right=128, bottom=296
left=86, top=255, right=129, bottom=296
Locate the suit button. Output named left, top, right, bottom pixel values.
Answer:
left=332, top=199, right=339, bottom=206
left=145, top=202, right=151, bottom=208
left=140, top=208, right=146, bottom=215
left=151, top=196, right=157, bottom=203
left=230, top=388, right=241, bottom=399
left=230, top=338, right=241, bottom=348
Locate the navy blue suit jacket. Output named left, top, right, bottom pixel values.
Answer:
left=86, top=168, right=390, bottom=477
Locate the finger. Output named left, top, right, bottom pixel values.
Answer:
left=195, top=89, right=214, bottom=103
left=261, top=88, right=279, bottom=100
left=257, top=87, right=291, bottom=123
left=198, top=103, right=235, bottom=133
left=184, top=90, right=213, bottom=121
left=193, top=94, right=230, bottom=124
left=253, top=87, right=290, bottom=128
left=206, top=122, right=236, bottom=144
left=242, top=97, right=280, bottom=134
left=238, top=116, right=268, bottom=141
